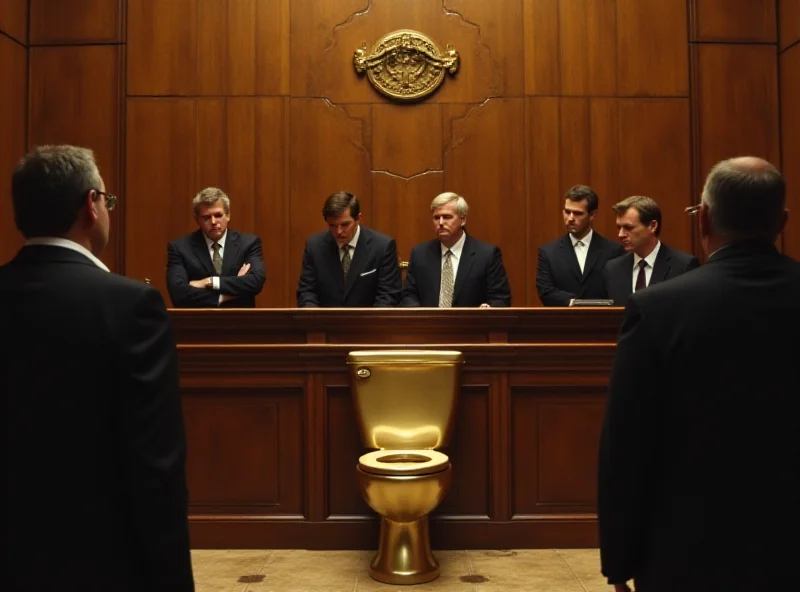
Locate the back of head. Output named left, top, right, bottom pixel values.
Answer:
left=12, top=145, right=101, bottom=239
left=322, top=191, right=359, bottom=219
left=701, top=156, right=785, bottom=242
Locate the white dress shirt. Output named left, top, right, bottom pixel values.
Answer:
left=339, top=224, right=361, bottom=260
left=570, top=229, right=593, bottom=274
left=632, top=240, right=661, bottom=291
left=26, top=237, right=110, bottom=272
left=441, top=231, right=467, bottom=283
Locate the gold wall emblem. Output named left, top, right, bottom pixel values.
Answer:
left=353, top=30, right=459, bottom=101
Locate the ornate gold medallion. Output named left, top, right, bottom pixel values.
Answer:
left=353, top=30, right=459, bottom=101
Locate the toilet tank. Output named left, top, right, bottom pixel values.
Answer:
left=347, top=350, right=463, bottom=450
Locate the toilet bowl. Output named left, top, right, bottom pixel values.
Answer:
left=348, top=350, right=463, bottom=585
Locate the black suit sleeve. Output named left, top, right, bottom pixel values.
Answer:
left=400, top=250, right=422, bottom=307
left=296, top=241, right=320, bottom=308
left=686, top=256, right=700, bottom=272
left=218, top=237, right=266, bottom=300
left=373, top=239, right=402, bottom=307
left=166, top=242, right=219, bottom=308
left=536, top=247, right=575, bottom=306
left=597, top=297, right=659, bottom=585
left=119, top=287, right=194, bottom=591
left=485, top=246, right=512, bottom=307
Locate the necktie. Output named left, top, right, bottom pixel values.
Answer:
left=341, top=244, right=352, bottom=281
left=439, top=250, right=454, bottom=308
left=211, top=242, right=222, bottom=275
left=575, top=240, right=584, bottom=248
left=635, top=259, right=647, bottom=291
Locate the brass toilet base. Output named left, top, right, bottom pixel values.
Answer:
left=369, top=515, right=440, bottom=585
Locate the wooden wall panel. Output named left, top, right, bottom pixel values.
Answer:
left=444, top=99, right=527, bottom=305
left=780, top=44, right=800, bottom=259
left=0, top=34, right=26, bottom=265
left=0, top=0, right=28, bottom=44
left=183, top=387, right=304, bottom=516
left=372, top=104, right=442, bottom=177
left=523, top=0, right=559, bottom=96
left=29, top=0, right=123, bottom=44
left=617, top=0, right=688, bottom=97
left=29, top=45, right=124, bottom=272
left=289, top=99, right=372, bottom=296
left=559, top=0, right=617, bottom=97
left=692, top=45, right=780, bottom=197
left=780, top=0, right=800, bottom=49
left=691, top=0, right=777, bottom=42
left=619, top=99, right=693, bottom=255
left=290, top=0, right=516, bottom=103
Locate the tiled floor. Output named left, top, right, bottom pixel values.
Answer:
left=191, top=548, right=612, bottom=591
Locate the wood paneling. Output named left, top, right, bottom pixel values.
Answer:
left=29, top=0, right=123, bottom=45
left=29, top=45, right=124, bottom=271
left=372, top=104, right=442, bottom=177
left=691, top=0, right=777, bottom=42
left=780, top=0, right=800, bottom=49
left=780, top=44, right=800, bottom=259
left=173, top=308, right=620, bottom=548
left=444, top=99, right=527, bottom=304
left=523, top=0, right=560, bottom=96
left=617, top=0, right=689, bottom=97
left=692, top=44, right=780, bottom=197
left=0, top=0, right=28, bottom=44
left=0, top=34, right=26, bottom=265
left=559, top=0, right=617, bottom=97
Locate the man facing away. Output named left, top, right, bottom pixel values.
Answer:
left=296, top=190, right=402, bottom=307
left=603, top=195, right=699, bottom=306
left=2, top=145, right=194, bottom=591
left=598, top=156, right=800, bottom=592
left=167, top=186, right=266, bottom=308
left=401, top=192, right=511, bottom=307
left=536, top=184, right=624, bottom=306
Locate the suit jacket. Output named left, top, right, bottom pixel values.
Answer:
left=401, top=234, right=511, bottom=307
left=598, top=241, right=800, bottom=592
left=536, top=231, right=624, bottom=306
left=2, top=245, right=194, bottom=591
left=167, top=229, right=266, bottom=308
left=296, top=225, right=402, bottom=307
left=603, top=243, right=699, bottom=306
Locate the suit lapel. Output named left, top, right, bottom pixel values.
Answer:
left=324, top=233, right=345, bottom=293
left=557, top=235, right=583, bottom=283
left=581, top=235, right=604, bottom=283
left=221, top=231, right=239, bottom=276
left=191, top=231, right=217, bottom=276
left=343, top=227, right=370, bottom=296
left=651, top=246, right=672, bottom=285
left=452, top=235, right=476, bottom=303
left=617, top=253, right=634, bottom=297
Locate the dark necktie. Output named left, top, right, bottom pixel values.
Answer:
left=211, top=242, right=222, bottom=275
left=635, top=259, right=647, bottom=291
left=341, top=245, right=352, bottom=281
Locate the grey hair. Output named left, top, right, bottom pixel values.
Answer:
left=431, top=192, right=469, bottom=216
left=701, top=157, right=785, bottom=241
left=193, top=187, right=230, bottom=214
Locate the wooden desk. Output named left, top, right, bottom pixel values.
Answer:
left=171, top=308, right=624, bottom=549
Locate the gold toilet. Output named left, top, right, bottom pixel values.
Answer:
left=347, top=350, right=463, bottom=585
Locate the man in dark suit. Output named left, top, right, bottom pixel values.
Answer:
left=603, top=195, right=699, bottom=306
left=401, top=192, right=511, bottom=307
left=167, top=186, right=266, bottom=308
left=598, top=157, right=799, bottom=592
left=2, top=145, right=194, bottom=591
left=296, top=191, right=401, bottom=307
left=536, top=184, right=624, bottom=306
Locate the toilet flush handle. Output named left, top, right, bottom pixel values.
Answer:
left=356, top=367, right=371, bottom=378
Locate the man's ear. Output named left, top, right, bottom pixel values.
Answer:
left=698, top=204, right=710, bottom=239
left=460, top=216, right=467, bottom=228
left=86, top=190, right=99, bottom=222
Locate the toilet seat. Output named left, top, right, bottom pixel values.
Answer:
left=358, top=449, right=449, bottom=476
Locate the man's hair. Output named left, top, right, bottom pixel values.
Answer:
left=11, top=145, right=102, bottom=239
left=612, top=195, right=662, bottom=237
left=701, top=157, right=785, bottom=241
left=193, top=187, right=230, bottom=215
left=430, top=192, right=469, bottom=216
left=564, top=185, right=599, bottom=213
left=322, top=191, right=359, bottom=219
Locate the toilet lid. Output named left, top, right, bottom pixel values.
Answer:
left=358, top=449, right=450, bottom=476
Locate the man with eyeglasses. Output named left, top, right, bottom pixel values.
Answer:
left=598, top=157, right=799, bottom=592
left=1, top=145, right=195, bottom=590
left=167, top=186, right=266, bottom=308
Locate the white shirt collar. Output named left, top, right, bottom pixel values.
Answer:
left=441, top=230, right=467, bottom=258
left=25, top=237, right=110, bottom=272
left=570, top=228, right=593, bottom=248
left=633, top=239, right=661, bottom=269
left=345, top=224, right=361, bottom=250
left=204, top=229, right=228, bottom=250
